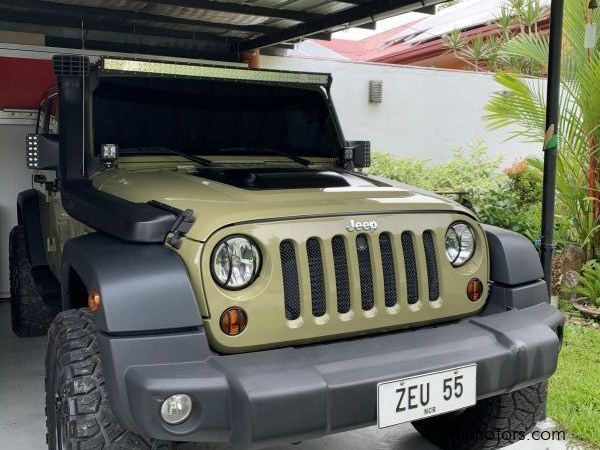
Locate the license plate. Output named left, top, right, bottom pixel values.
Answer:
left=377, top=364, right=477, bottom=428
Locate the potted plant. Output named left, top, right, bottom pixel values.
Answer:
left=572, top=260, right=600, bottom=319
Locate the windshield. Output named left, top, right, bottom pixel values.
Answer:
left=92, top=78, right=341, bottom=159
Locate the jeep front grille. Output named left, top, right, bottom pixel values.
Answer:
left=280, top=230, right=442, bottom=320
left=202, top=213, right=489, bottom=352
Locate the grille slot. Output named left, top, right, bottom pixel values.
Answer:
left=401, top=232, right=419, bottom=304
left=306, top=238, right=326, bottom=317
left=356, top=234, right=375, bottom=311
left=332, top=236, right=351, bottom=313
left=379, top=233, right=397, bottom=307
left=423, top=231, right=440, bottom=300
left=280, top=240, right=301, bottom=320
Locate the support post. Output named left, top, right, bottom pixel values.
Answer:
left=540, top=0, right=565, bottom=295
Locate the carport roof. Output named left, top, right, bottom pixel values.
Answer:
left=0, top=0, right=446, bottom=60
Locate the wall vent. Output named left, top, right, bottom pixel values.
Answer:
left=369, top=80, right=383, bottom=103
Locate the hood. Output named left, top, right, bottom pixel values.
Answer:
left=93, top=166, right=473, bottom=242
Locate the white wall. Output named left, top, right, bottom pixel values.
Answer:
left=0, top=111, right=37, bottom=298
left=262, top=55, right=542, bottom=164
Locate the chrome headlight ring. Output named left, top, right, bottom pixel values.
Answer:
left=211, top=235, right=261, bottom=290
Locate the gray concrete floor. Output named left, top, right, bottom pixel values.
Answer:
left=0, top=302, right=572, bottom=450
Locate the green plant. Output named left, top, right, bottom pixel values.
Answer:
left=370, top=144, right=541, bottom=240
left=474, top=188, right=540, bottom=240
left=548, top=324, right=600, bottom=448
left=485, top=0, right=600, bottom=259
left=443, top=0, right=549, bottom=73
left=573, top=260, right=600, bottom=307
left=504, top=159, right=543, bottom=207
left=369, top=152, right=430, bottom=189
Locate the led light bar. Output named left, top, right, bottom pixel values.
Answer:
left=26, top=134, right=39, bottom=169
left=25, top=134, right=59, bottom=170
left=102, top=58, right=330, bottom=86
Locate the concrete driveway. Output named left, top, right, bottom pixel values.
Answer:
left=0, top=303, right=572, bottom=450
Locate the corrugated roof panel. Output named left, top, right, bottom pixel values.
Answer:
left=1, top=0, right=452, bottom=57
left=43, top=0, right=270, bottom=26
left=145, top=4, right=270, bottom=25
left=264, top=19, right=304, bottom=29
left=306, top=2, right=353, bottom=15
left=250, top=0, right=306, bottom=8
left=42, top=0, right=145, bottom=11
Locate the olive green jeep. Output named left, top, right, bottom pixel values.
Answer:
left=10, top=56, right=563, bottom=450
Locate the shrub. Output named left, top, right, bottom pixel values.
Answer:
left=504, top=159, right=543, bottom=208
left=370, top=143, right=541, bottom=240
left=369, top=152, right=430, bottom=189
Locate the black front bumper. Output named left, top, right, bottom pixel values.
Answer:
left=97, top=302, right=563, bottom=449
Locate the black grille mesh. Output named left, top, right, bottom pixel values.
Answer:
left=423, top=231, right=440, bottom=300
left=379, top=233, right=398, bottom=307
left=280, top=240, right=301, bottom=320
left=356, top=234, right=375, bottom=311
left=306, top=238, right=326, bottom=317
left=332, top=236, right=351, bottom=313
left=401, top=232, right=419, bottom=304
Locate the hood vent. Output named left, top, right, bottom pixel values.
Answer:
left=192, top=167, right=377, bottom=190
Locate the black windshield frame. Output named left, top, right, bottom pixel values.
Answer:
left=91, top=76, right=344, bottom=161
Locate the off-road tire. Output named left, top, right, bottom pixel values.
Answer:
left=9, top=226, right=59, bottom=336
left=412, top=382, right=547, bottom=450
left=46, top=308, right=150, bottom=449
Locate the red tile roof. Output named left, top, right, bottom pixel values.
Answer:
left=312, top=22, right=419, bottom=62
left=310, top=17, right=549, bottom=67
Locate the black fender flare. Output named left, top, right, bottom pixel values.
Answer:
left=16, top=189, right=47, bottom=267
left=482, top=225, right=548, bottom=313
left=61, top=233, right=202, bottom=333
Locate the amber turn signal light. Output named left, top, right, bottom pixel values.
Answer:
left=467, top=278, right=484, bottom=302
left=220, top=307, right=248, bottom=336
left=88, top=290, right=102, bottom=312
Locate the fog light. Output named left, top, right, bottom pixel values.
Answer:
left=160, top=394, right=193, bottom=425
left=467, top=278, right=484, bottom=302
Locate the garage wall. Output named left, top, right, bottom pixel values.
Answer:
left=261, top=55, right=543, bottom=164
left=0, top=111, right=37, bottom=298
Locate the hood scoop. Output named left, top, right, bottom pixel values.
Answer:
left=192, top=167, right=378, bottom=190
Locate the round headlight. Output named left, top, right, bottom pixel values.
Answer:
left=211, top=236, right=261, bottom=290
left=445, top=222, right=476, bottom=267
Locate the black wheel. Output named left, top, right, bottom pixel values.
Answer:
left=8, top=226, right=60, bottom=336
left=412, top=382, right=547, bottom=450
left=46, top=308, right=150, bottom=449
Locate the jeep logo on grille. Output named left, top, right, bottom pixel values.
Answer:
left=346, top=219, right=378, bottom=232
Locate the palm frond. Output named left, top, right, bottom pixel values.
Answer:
left=501, top=32, right=549, bottom=69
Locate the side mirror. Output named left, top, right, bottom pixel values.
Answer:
left=344, top=141, right=371, bottom=168
left=26, top=133, right=59, bottom=170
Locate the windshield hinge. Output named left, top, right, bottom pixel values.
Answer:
left=167, top=209, right=195, bottom=249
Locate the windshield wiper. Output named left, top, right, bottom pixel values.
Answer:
left=217, top=147, right=311, bottom=166
left=121, top=146, right=214, bottom=167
